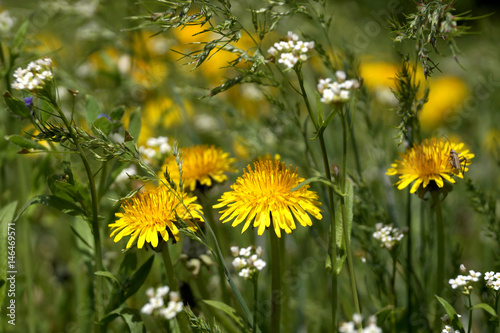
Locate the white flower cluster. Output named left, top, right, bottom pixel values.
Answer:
left=12, top=58, right=54, bottom=91
left=484, top=271, right=500, bottom=291
left=317, top=71, right=360, bottom=104
left=138, top=136, right=171, bottom=163
left=372, top=223, right=404, bottom=250
left=141, top=286, right=183, bottom=320
left=230, top=245, right=266, bottom=280
left=448, top=267, right=481, bottom=294
left=267, top=31, right=315, bottom=69
left=338, top=314, right=381, bottom=333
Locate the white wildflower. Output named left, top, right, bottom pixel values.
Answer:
left=12, top=58, right=54, bottom=91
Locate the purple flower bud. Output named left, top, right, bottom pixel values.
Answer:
left=97, top=113, right=112, bottom=121
left=24, top=97, right=33, bottom=109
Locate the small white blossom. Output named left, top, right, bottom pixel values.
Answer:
left=169, top=291, right=180, bottom=302
left=115, top=165, right=137, bottom=184
left=363, top=324, right=382, bottom=333
left=338, top=321, right=356, bottom=333
left=230, top=246, right=240, bottom=257
left=352, top=313, right=363, bottom=325
left=254, top=259, right=267, bottom=271
left=141, top=302, right=155, bottom=315
left=150, top=296, right=164, bottom=309
left=485, top=271, right=500, bottom=291
left=145, top=287, right=155, bottom=298
left=239, top=247, right=251, bottom=257
left=336, top=70, right=347, bottom=82
left=0, top=11, right=16, bottom=33
left=156, top=286, right=170, bottom=298
left=239, top=268, right=251, bottom=278
left=468, top=270, right=481, bottom=282
left=232, top=257, right=247, bottom=270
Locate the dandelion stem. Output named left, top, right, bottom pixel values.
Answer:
left=269, top=226, right=282, bottom=333
left=161, top=245, right=192, bottom=333
left=432, top=192, right=445, bottom=297
left=406, top=191, right=413, bottom=333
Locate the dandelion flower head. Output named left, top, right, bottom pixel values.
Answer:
left=161, top=144, right=236, bottom=192
left=214, top=160, right=322, bottom=237
left=386, top=138, right=474, bottom=193
left=109, top=185, right=202, bottom=249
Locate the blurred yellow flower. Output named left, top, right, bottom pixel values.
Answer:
left=109, top=185, right=202, bottom=249
left=419, top=76, right=468, bottom=130
left=359, top=61, right=399, bottom=90
left=213, top=160, right=322, bottom=237
left=387, top=138, right=474, bottom=193
left=161, top=145, right=236, bottom=192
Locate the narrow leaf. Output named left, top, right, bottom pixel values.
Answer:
left=5, top=135, right=47, bottom=151
left=470, top=303, right=497, bottom=317
left=110, top=106, right=125, bottom=121
left=13, top=20, right=30, bottom=50
left=435, top=295, right=465, bottom=332
left=202, top=300, right=245, bottom=327
left=128, top=107, right=141, bottom=142
left=0, top=202, right=18, bottom=309
left=14, top=195, right=87, bottom=222
left=95, top=271, right=122, bottom=288
left=291, top=176, right=345, bottom=197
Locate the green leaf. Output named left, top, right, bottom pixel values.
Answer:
left=95, top=271, right=122, bottom=287
left=5, top=135, right=47, bottom=151
left=92, top=116, right=112, bottom=136
left=3, top=91, right=30, bottom=118
left=85, top=95, right=100, bottom=127
left=0, top=201, right=18, bottom=310
left=13, top=20, right=29, bottom=50
left=291, top=176, right=344, bottom=197
left=470, top=303, right=497, bottom=317
left=100, top=307, right=145, bottom=333
left=110, top=106, right=125, bottom=121
left=14, top=195, right=88, bottom=222
left=202, top=300, right=245, bottom=328
left=435, top=295, right=465, bottom=332
left=335, top=179, right=353, bottom=275
left=47, top=167, right=90, bottom=211
left=128, top=107, right=141, bottom=142
left=105, top=254, right=154, bottom=314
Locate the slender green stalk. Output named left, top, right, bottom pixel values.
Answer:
left=432, top=192, right=445, bottom=297
left=195, top=191, right=230, bottom=304
left=295, top=67, right=338, bottom=330
left=252, top=277, right=259, bottom=333
left=339, top=111, right=361, bottom=317
left=406, top=191, right=413, bottom=333
left=49, top=96, right=104, bottom=332
left=269, top=228, right=282, bottom=333
left=467, top=294, right=473, bottom=333
left=161, top=245, right=192, bottom=333
left=390, top=253, right=397, bottom=333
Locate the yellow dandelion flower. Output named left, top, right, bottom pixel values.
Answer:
left=109, top=185, right=202, bottom=249
left=386, top=138, right=474, bottom=193
left=161, top=145, right=236, bottom=192
left=213, top=160, right=323, bottom=237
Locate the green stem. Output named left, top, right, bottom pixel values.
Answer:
left=269, top=228, right=282, bottom=333
left=196, top=191, right=230, bottom=305
left=252, top=277, right=259, bottom=333
left=161, top=245, right=191, bottom=333
left=50, top=97, right=104, bottom=332
left=295, top=67, right=338, bottom=330
left=406, top=191, right=413, bottom=333
left=391, top=254, right=397, bottom=333
left=432, top=192, right=445, bottom=297
left=340, top=111, right=361, bottom=318
left=467, top=294, right=473, bottom=333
